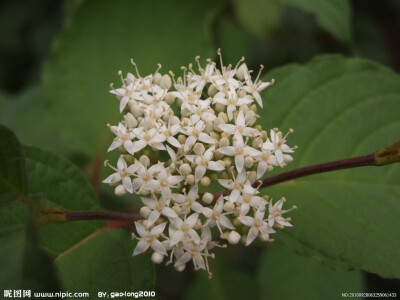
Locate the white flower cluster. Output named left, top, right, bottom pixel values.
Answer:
left=104, top=50, right=296, bottom=278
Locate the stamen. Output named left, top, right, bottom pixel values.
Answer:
left=255, top=64, right=264, bottom=83
left=130, top=59, right=141, bottom=78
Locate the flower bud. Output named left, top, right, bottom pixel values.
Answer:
left=114, top=184, right=127, bottom=196
left=247, top=171, right=257, bottom=183
left=124, top=113, right=137, bottom=128
left=202, top=192, right=214, bottom=204
left=193, top=143, right=205, bottom=155
left=228, top=231, right=241, bottom=245
left=236, top=63, right=248, bottom=81
left=201, top=176, right=211, bottom=186
left=244, top=157, right=254, bottom=169
left=283, top=154, right=293, bottom=164
left=208, top=85, right=218, bottom=97
left=179, top=163, right=192, bottom=176
left=139, top=155, right=150, bottom=167
left=160, top=74, right=172, bottom=90
left=186, top=174, right=195, bottom=185
left=219, top=137, right=230, bottom=148
left=224, top=201, right=235, bottom=212
left=140, top=206, right=151, bottom=218
left=153, top=72, right=162, bottom=84
left=152, top=252, right=164, bottom=264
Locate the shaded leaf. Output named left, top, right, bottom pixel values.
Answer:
left=23, top=146, right=102, bottom=256
left=0, top=125, right=27, bottom=203
left=0, top=87, right=67, bottom=155
left=282, top=0, right=352, bottom=43
left=55, top=228, right=155, bottom=293
left=232, top=0, right=282, bottom=39
left=259, top=55, right=400, bottom=278
left=0, top=202, right=62, bottom=291
left=258, top=241, right=363, bottom=300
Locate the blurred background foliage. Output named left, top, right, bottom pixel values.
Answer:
left=0, top=0, right=400, bottom=299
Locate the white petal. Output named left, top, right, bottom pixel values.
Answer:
left=122, top=176, right=133, bottom=193
left=162, top=207, right=178, bottom=218
left=131, top=140, right=147, bottom=153
left=246, top=226, right=259, bottom=246
left=235, top=155, right=244, bottom=173
left=207, top=161, right=225, bottom=171
left=151, top=239, right=167, bottom=256
left=219, top=215, right=235, bottom=229
left=133, top=240, right=150, bottom=256
left=218, top=124, right=236, bottom=134
left=135, top=222, right=148, bottom=238
left=198, top=132, right=214, bottom=144
left=238, top=216, right=254, bottom=227
left=170, top=230, right=184, bottom=246
left=151, top=222, right=167, bottom=235
left=218, top=146, right=235, bottom=156
left=148, top=210, right=161, bottom=227
left=195, top=166, right=206, bottom=182
left=186, top=213, right=199, bottom=227
left=108, top=140, right=122, bottom=152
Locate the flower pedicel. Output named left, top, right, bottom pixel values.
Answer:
left=104, top=49, right=296, bottom=278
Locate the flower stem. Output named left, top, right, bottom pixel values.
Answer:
left=41, top=141, right=399, bottom=223
left=213, top=141, right=400, bottom=200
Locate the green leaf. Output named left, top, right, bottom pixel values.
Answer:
left=258, top=241, right=363, bottom=300
left=232, top=0, right=282, bottom=39
left=0, top=202, right=28, bottom=289
left=259, top=55, right=400, bottom=278
left=0, top=87, right=67, bottom=155
left=43, top=0, right=222, bottom=156
left=281, top=0, right=352, bottom=43
left=23, top=146, right=103, bottom=256
left=0, top=125, right=27, bottom=203
left=0, top=202, right=62, bottom=291
left=55, top=228, right=155, bottom=293
left=185, top=254, right=259, bottom=300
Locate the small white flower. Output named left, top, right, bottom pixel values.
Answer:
left=133, top=222, right=168, bottom=256
left=169, top=213, right=201, bottom=246
left=242, top=66, right=273, bottom=108
left=263, top=129, right=294, bottom=166
left=185, top=146, right=225, bottom=182
left=238, top=210, right=275, bottom=245
left=140, top=195, right=178, bottom=227
left=171, top=185, right=203, bottom=214
left=202, top=197, right=235, bottom=236
left=213, top=87, right=253, bottom=120
left=107, top=123, right=135, bottom=153
left=181, top=120, right=215, bottom=151
left=218, top=134, right=261, bottom=173
left=218, top=110, right=260, bottom=139
left=218, top=170, right=257, bottom=203
left=103, top=156, right=137, bottom=193
left=268, top=198, right=293, bottom=228
left=131, top=127, right=166, bottom=152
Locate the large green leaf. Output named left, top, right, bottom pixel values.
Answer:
left=184, top=253, right=259, bottom=300
left=282, top=0, right=352, bottom=43
left=24, top=146, right=102, bottom=256
left=55, top=228, right=155, bottom=294
left=259, top=55, right=400, bottom=278
left=232, top=0, right=282, bottom=39
left=0, top=202, right=62, bottom=292
left=0, top=87, right=67, bottom=155
left=0, top=125, right=27, bottom=202
left=43, top=0, right=222, bottom=156
left=258, top=241, right=363, bottom=300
